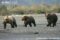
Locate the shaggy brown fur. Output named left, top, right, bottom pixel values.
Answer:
left=46, top=13, right=58, bottom=27
left=22, top=16, right=36, bottom=27
left=3, top=16, right=17, bottom=29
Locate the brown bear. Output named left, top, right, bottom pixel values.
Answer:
left=22, top=16, right=36, bottom=27
left=3, top=16, right=17, bottom=29
left=45, top=13, right=58, bottom=27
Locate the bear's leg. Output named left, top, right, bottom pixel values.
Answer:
left=32, top=21, right=36, bottom=27
left=13, top=21, right=17, bottom=28
left=53, top=22, right=56, bottom=27
left=47, top=20, right=52, bottom=27
left=24, top=22, right=28, bottom=27
left=52, top=23, right=55, bottom=27
left=24, top=23, right=27, bottom=27
left=54, top=21, right=57, bottom=26
left=47, top=22, right=51, bottom=27
left=3, top=22, right=6, bottom=29
left=13, top=18, right=17, bottom=27
left=52, top=20, right=57, bottom=27
left=54, top=23, right=56, bottom=26
left=24, top=21, right=29, bottom=27
left=29, top=23, right=32, bottom=27
left=10, top=23, right=14, bottom=28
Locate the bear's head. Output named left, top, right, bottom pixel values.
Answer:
left=22, top=16, right=29, bottom=21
